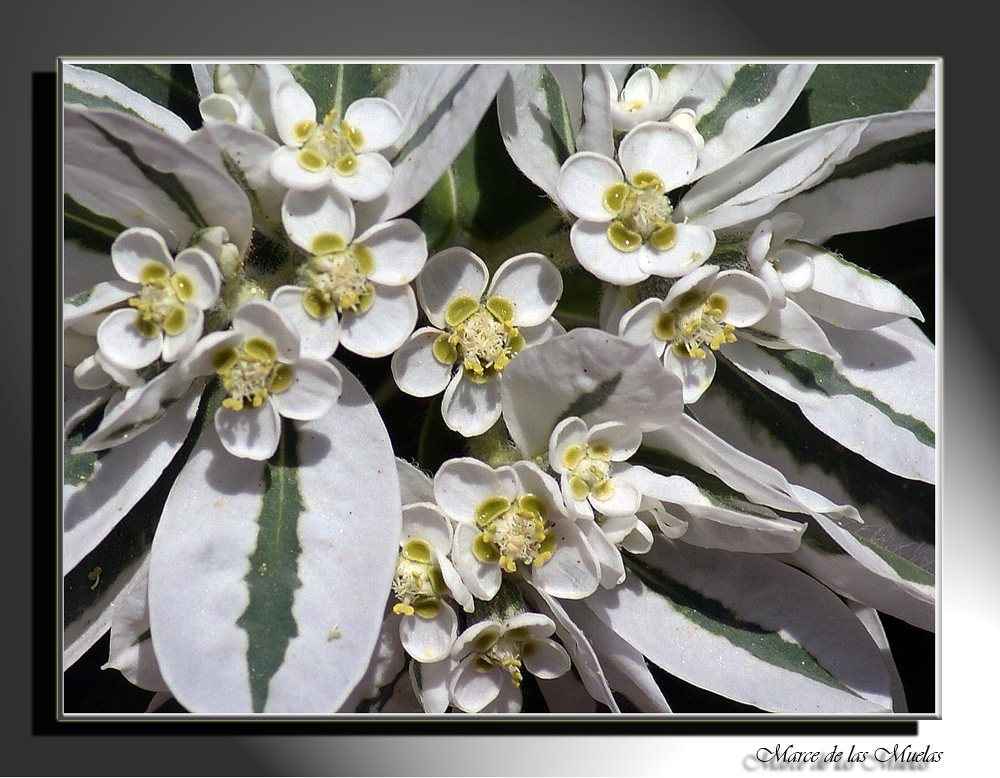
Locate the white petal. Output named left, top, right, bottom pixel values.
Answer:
left=509, top=461, right=569, bottom=521
left=589, top=474, right=642, bottom=517
left=578, top=519, right=626, bottom=588
left=160, top=305, right=203, bottom=362
left=710, top=269, right=772, bottom=327
left=214, top=401, right=281, bottom=460
left=618, top=121, right=698, bottom=190
left=434, top=457, right=518, bottom=525
left=332, top=152, right=393, bottom=202
left=344, top=97, right=404, bottom=153
left=72, top=354, right=112, bottom=390
left=339, top=284, right=417, bottom=358
left=355, top=219, right=428, bottom=286
left=96, top=308, right=162, bottom=370
left=111, top=227, right=174, bottom=282
left=415, top=247, right=489, bottom=328
left=518, top=317, right=566, bottom=348
left=529, top=521, right=600, bottom=599
left=638, top=222, right=715, bottom=278
left=570, top=221, right=647, bottom=285
left=401, top=503, right=453, bottom=555
left=556, top=152, right=622, bottom=222
left=178, top=329, right=242, bottom=381
left=450, top=656, right=502, bottom=713
left=172, top=247, right=222, bottom=310
left=399, top=606, right=456, bottom=664
left=281, top=186, right=356, bottom=252
left=270, top=358, right=342, bottom=420
left=487, top=253, right=563, bottom=327
left=774, top=246, right=814, bottom=292
left=664, top=347, right=717, bottom=404
left=270, top=285, right=341, bottom=361
left=587, top=421, right=642, bottom=461
left=269, top=145, right=331, bottom=191
left=620, top=67, right=659, bottom=106
left=617, top=298, right=667, bottom=354
left=664, top=264, right=718, bottom=308
left=231, top=298, right=301, bottom=363
left=523, top=638, right=572, bottom=680
left=548, top=416, right=588, bottom=474
left=441, top=371, right=502, bottom=437
left=746, top=220, right=773, bottom=270
left=270, top=76, right=317, bottom=146
left=452, top=525, right=502, bottom=600
left=390, top=327, right=453, bottom=397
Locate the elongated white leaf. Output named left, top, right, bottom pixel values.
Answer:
left=358, top=64, right=509, bottom=225
left=63, top=384, right=202, bottom=573
left=63, top=64, right=193, bottom=142
left=64, top=105, right=252, bottom=255
left=687, top=64, right=816, bottom=179
left=501, top=328, right=683, bottom=458
left=849, top=603, right=910, bottom=713
left=723, top=338, right=934, bottom=482
left=587, top=539, right=892, bottom=712
left=103, top=557, right=169, bottom=692
left=576, top=65, right=613, bottom=158
left=148, top=364, right=401, bottom=713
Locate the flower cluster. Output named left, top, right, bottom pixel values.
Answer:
left=63, top=61, right=936, bottom=716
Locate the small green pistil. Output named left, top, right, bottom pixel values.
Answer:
left=295, top=110, right=363, bottom=177
left=299, top=245, right=376, bottom=318
left=215, top=337, right=293, bottom=411
left=604, top=172, right=676, bottom=253
left=473, top=492, right=553, bottom=573
left=129, top=262, right=191, bottom=339
left=444, top=296, right=522, bottom=381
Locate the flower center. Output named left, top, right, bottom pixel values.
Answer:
left=471, top=628, right=535, bottom=687
left=603, top=173, right=678, bottom=253
left=299, top=233, right=376, bottom=318
left=292, top=109, right=364, bottom=176
left=128, top=261, right=192, bottom=338
left=391, top=539, right=447, bottom=619
left=561, top=441, right=615, bottom=501
left=212, top=336, right=294, bottom=410
left=432, top=295, right=525, bottom=383
left=473, top=494, right=556, bottom=574
left=655, top=289, right=736, bottom=359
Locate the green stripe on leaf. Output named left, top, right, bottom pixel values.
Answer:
left=696, top=65, right=783, bottom=142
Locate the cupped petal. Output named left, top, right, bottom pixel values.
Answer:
left=589, top=473, right=642, bottom=517
left=578, top=519, right=626, bottom=588
left=586, top=421, right=642, bottom=461
left=438, top=556, right=474, bottom=613
left=746, top=220, right=773, bottom=270
left=451, top=525, right=503, bottom=600
left=570, top=221, right=647, bottom=285
left=96, top=308, right=162, bottom=370
left=518, top=317, right=566, bottom=348
left=172, top=247, right=222, bottom=310
left=664, top=263, right=718, bottom=308
left=281, top=186, right=356, bottom=252
left=269, top=358, right=342, bottom=421
left=556, top=152, right=623, bottom=222
left=231, top=298, right=301, bottom=363
left=401, top=503, right=452, bottom=555
left=617, top=297, right=666, bottom=352
left=111, top=227, right=174, bottom=282
left=710, top=269, right=772, bottom=328
left=355, top=219, right=428, bottom=286
left=339, top=284, right=417, bottom=358
left=214, top=400, right=281, bottom=460
left=621, top=518, right=655, bottom=552
left=449, top=655, right=502, bottom=713
left=269, top=145, right=331, bottom=192
left=270, top=285, right=341, bottom=361
left=332, top=152, right=393, bottom=202
left=548, top=416, right=589, bottom=474
left=160, top=305, right=203, bottom=363
left=620, top=67, right=659, bottom=106
left=415, top=247, right=489, bottom=328
left=529, top=521, right=600, bottom=599
left=663, top=347, right=717, bottom=404
left=561, top=478, right=595, bottom=521
left=510, top=461, right=569, bottom=521
left=178, top=329, right=243, bottom=380
left=390, top=327, right=453, bottom=397
left=638, top=222, right=715, bottom=278
left=270, top=76, right=317, bottom=146
left=199, top=93, right=240, bottom=123
left=523, top=638, right=572, bottom=680
left=773, top=246, right=814, bottom=292
left=434, top=457, right=518, bottom=525
left=441, top=370, right=502, bottom=437
left=398, top=605, right=456, bottom=664
left=618, top=121, right=698, bottom=191
left=344, top=97, right=404, bottom=153
left=487, top=253, right=563, bottom=327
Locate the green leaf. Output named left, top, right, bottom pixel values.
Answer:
left=286, top=63, right=396, bottom=120
left=801, top=64, right=933, bottom=127
left=64, top=193, right=125, bottom=255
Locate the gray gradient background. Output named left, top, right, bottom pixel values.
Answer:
left=11, top=0, right=981, bottom=773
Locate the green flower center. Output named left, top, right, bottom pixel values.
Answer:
left=473, top=494, right=556, bottom=574
left=212, top=336, right=294, bottom=411
left=299, top=234, right=376, bottom=318
left=471, top=629, right=535, bottom=687
left=432, top=295, right=525, bottom=384
left=561, top=441, right=615, bottom=501
left=656, top=290, right=736, bottom=359
left=128, top=261, right=192, bottom=338
left=603, top=173, right=678, bottom=253
left=391, top=539, right=448, bottom=619
left=293, top=109, right=364, bottom=176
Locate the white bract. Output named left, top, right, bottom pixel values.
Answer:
left=181, top=297, right=342, bottom=460
left=434, top=458, right=600, bottom=601
left=448, top=613, right=571, bottom=713
left=618, top=265, right=771, bottom=403
left=267, top=67, right=403, bottom=201
left=95, top=228, right=221, bottom=372
left=391, top=248, right=564, bottom=437
left=557, top=121, right=716, bottom=285
left=276, top=187, right=426, bottom=358
left=746, top=212, right=813, bottom=309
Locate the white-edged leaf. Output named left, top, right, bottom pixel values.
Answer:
left=64, top=105, right=253, bottom=255
left=63, top=64, right=193, bottom=142
left=722, top=338, right=934, bottom=482
left=500, top=328, right=683, bottom=458
left=587, top=538, right=892, bottom=712
left=148, top=362, right=401, bottom=713
left=103, top=556, right=169, bottom=692
left=848, top=603, right=910, bottom=713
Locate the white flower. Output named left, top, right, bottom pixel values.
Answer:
left=181, top=297, right=342, bottom=460
left=618, top=265, right=771, bottom=403
left=434, top=458, right=600, bottom=601
left=275, top=187, right=426, bottom=358
left=391, top=502, right=473, bottom=664
left=95, top=228, right=221, bottom=372
left=746, top=212, right=812, bottom=309
left=448, top=613, right=571, bottom=713
left=548, top=416, right=643, bottom=520
left=391, top=248, right=564, bottom=437
left=608, top=66, right=706, bottom=147
left=266, top=66, right=403, bottom=201
left=557, top=121, right=716, bottom=285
